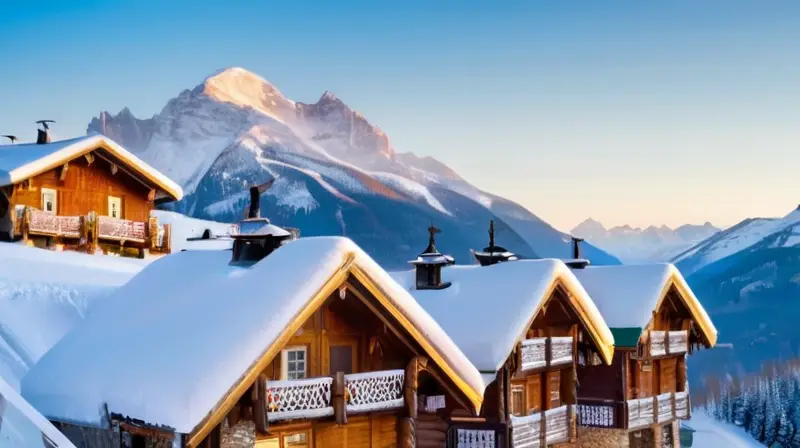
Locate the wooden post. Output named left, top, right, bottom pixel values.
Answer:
left=652, top=396, right=658, bottom=425
left=405, top=356, right=427, bottom=420
left=252, top=374, right=269, bottom=435
left=90, top=212, right=99, bottom=253
left=671, top=393, right=677, bottom=420
left=334, top=372, right=347, bottom=425
left=665, top=331, right=671, bottom=356
left=568, top=404, right=577, bottom=442
left=163, top=224, right=172, bottom=254
left=22, top=207, right=29, bottom=244
left=398, top=417, right=415, bottom=448
left=545, top=337, right=553, bottom=369
left=539, top=408, right=547, bottom=446
left=148, top=216, right=159, bottom=251
left=495, top=368, right=505, bottom=422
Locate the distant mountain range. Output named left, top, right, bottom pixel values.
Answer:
left=679, top=206, right=800, bottom=384
left=87, top=67, right=620, bottom=269
left=571, top=218, right=720, bottom=263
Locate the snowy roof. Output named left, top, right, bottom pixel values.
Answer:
left=571, top=264, right=718, bottom=347
left=0, top=134, right=183, bottom=200
left=0, top=242, right=144, bottom=390
left=0, top=376, right=76, bottom=448
left=389, top=259, right=615, bottom=373
left=21, top=237, right=485, bottom=445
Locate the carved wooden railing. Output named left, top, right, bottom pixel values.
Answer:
left=96, top=215, right=147, bottom=243
left=675, top=391, right=690, bottom=419
left=520, top=337, right=573, bottom=371
left=265, top=377, right=334, bottom=422
left=344, top=369, right=404, bottom=413
left=510, top=404, right=575, bottom=447
left=447, top=422, right=505, bottom=448
left=27, top=210, right=84, bottom=238
left=577, top=398, right=624, bottom=428
left=649, top=330, right=688, bottom=358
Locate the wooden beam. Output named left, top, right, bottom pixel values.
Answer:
left=344, top=281, right=420, bottom=356
left=333, top=372, right=347, bottom=425
left=110, top=163, right=118, bottom=175
left=59, top=163, right=69, bottom=181
left=85, top=152, right=95, bottom=165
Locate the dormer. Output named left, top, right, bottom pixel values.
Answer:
left=409, top=224, right=454, bottom=290
left=229, top=182, right=295, bottom=267
left=471, top=219, right=518, bottom=266
left=564, top=236, right=590, bottom=269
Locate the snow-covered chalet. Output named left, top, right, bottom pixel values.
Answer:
left=0, top=126, right=182, bottom=256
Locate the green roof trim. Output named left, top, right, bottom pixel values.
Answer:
left=611, top=327, right=643, bottom=348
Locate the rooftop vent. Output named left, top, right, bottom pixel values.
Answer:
left=564, top=236, right=590, bottom=269
left=35, top=120, right=55, bottom=144
left=472, top=219, right=518, bottom=266
left=229, top=179, right=296, bottom=267
left=1, top=135, right=16, bottom=144
left=409, top=224, right=454, bottom=290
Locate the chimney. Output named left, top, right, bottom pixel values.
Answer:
left=248, top=185, right=261, bottom=218
left=472, top=219, right=518, bottom=266
left=35, top=120, right=55, bottom=144
left=409, top=224, right=453, bottom=290
left=565, top=236, right=590, bottom=269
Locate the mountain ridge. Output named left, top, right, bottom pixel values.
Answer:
left=87, top=66, right=620, bottom=268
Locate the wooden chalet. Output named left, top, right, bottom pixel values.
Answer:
left=391, top=224, right=616, bottom=448
left=570, top=262, right=717, bottom=448
left=0, top=128, right=182, bottom=256
left=21, top=189, right=489, bottom=448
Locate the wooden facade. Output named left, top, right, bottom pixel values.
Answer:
left=0, top=139, right=176, bottom=256
left=195, top=275, right=480, bottom=448
left=575, top=284, right=698, bottom=444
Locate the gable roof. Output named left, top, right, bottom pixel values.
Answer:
left=21, top=237, right=485, bottom=446
left=571, top=264, right=717, bottom=348
left=389, top=259, right=615, bottom=374
left=0, top=375, right=76, bottom=448
left=0, top=134, right=182, bottom=201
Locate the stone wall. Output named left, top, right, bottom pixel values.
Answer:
left=220, top=419, right=256, bottom=448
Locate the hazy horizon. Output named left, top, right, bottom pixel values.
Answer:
left=2, top=1, right=797, bottom=231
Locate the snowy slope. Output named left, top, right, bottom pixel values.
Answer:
left=0, top=243, right=144, bottom=390
left=674, top=207, right=800, bottom=275
left=687, top=412, right=763, bottom=447
left=88, top=67, right=620, bottom=268
left=571, top=218, right=720, bottom=264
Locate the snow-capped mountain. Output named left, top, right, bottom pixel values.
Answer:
left=681, top=205, right=800, bottom=382
left=87, top=67, right=620, bottom=268
left=571, top=218, right=719, bottom=263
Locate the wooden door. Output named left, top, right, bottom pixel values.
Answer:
left=326, top=335, right=358, bottom=375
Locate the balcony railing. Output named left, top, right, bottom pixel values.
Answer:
left=96, top=215, right=146, bottom=243
left=578, top=392, right=690, bottom=430
left=649, top=330, right=688, bottom=358
left=265, top=369, right=405, bottom=423
left=27, top=210, right=83, bottom=238
left=344, top=369, right=404, bottom=413
left=510, top=404, right=575, bottom=447
left=447, top=422, right=506, bottom=448
left=520, top=337, right=573, bottom=371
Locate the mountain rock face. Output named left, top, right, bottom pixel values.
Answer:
left=87, top=67, right=620, bottom=269
left=571, top=218, right=720, bottom=263
left=681, top=206, right=800, bottom=385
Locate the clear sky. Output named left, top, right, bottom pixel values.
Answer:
left=1, top=1, right=798, bottom=232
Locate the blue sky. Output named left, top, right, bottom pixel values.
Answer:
left=1, top=1, right=798, bottom=231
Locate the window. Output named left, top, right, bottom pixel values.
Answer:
left=511, top=384, right=526, bottom=416
left=283, top=432, right=309, bottom=447
left=281, top=346, right=306, bottom=380
left=108, top=196, right=121, bottom=218
left=40, top=188, right=57, bottom=214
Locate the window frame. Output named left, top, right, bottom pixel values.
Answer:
left=280, top=346, right=307, bottom=380
left=40, top=188, right=57, bottom=214
left=108, top=195, right=122, bottom=219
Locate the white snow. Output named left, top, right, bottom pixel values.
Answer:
left=389, top=259, right=615, bottom=373
left=0, top=243, right=144, bottom=390
left=21, top=237, right=485, bottom=433
left=687, top=412, right=763, bottom=447
left=572, top=264, right=717, bottom=345
left=0, top=376, right=77, bottom=448
left=371, top=172, right=451, bottom=215
left=0, top=134, right=183, bottom=201
left=152, top=210, right=237, bottom=252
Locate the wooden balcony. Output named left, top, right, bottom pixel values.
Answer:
left=577, top=392, right=690, bottom=430
left=13, top=206, right=171, bottom=255
left=265, top=369, right=405, bottom=423
left=510, top=404, right=576, bottom=447
left=520, top=336, right=573, bottom=371
left=648, top=330, right=688, bottom=358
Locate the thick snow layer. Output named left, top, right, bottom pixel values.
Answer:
left=389, top=259, right=615, bottom=373
left=687, top=412, right=763, bottom=447
left=152, top=210, right=237, bottom=252
left=0, top=134, right=182, bottom=200
left=371, top=172, right=451, bottom=216
left=0, top=376, right=77, bottom=448
left=0, top=243, right=144, bottom=390
left=572, top=264, right=717, bottom=345
left=22, top=237, right=485, bottom=433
